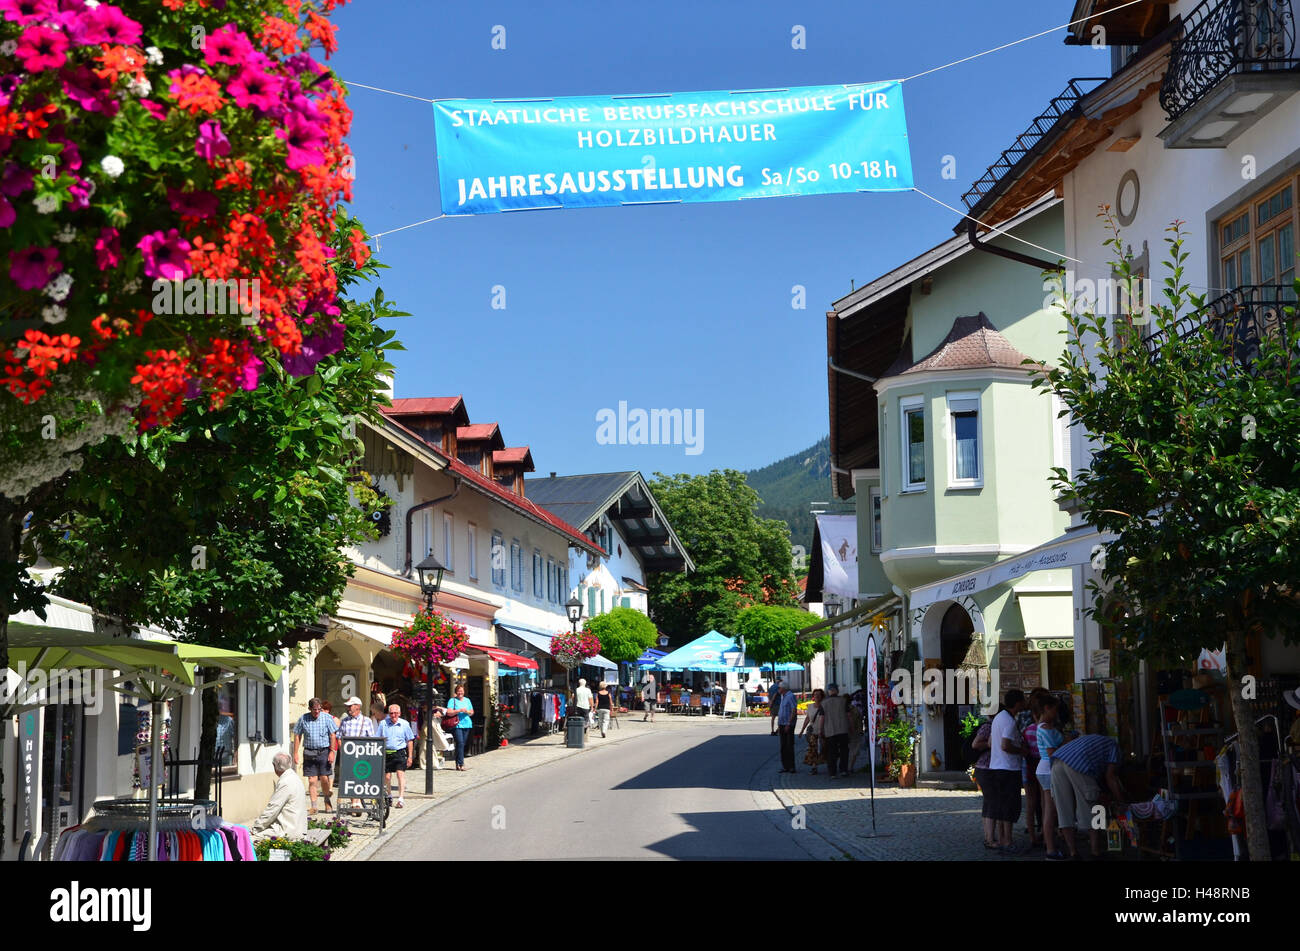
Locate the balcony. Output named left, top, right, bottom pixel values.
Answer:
left=1159, top=0, right=1300, bottom=148
left=1142, top=284, right=1296, bottom=362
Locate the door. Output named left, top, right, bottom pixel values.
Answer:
left=939, top=604, right=975, bottom=770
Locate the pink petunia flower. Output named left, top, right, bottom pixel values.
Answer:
left=61, top=65, right=117, bottom=113
left=0, top=162, right=34, bottom=198
left=137, top=228, right=192, bottom=281
left=276, top=112, right=327, bottom=170
left=166, top=188, right=217, bottom=218
left=0, top=195, right=14, bottom=229
left=94, top=226, right=119, bottom=270
left=238, top=353, right=263, bottom=391
left=15, top=25, right=69, bottom=72
left=195, top=119, right=230, bottom=161
left=9, top=245, right=60, bottom=290
left=227, top=65, right=283, bottom=112
left=0, top=0, right=56, bottom=26
left=78, top=3, right=141, bottom=46
left=139, top=98, right=167, bottom=120
left=204, top=23, right=254, bottom=66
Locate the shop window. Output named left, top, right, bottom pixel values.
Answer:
left=215, top=681, right=238, bottom=771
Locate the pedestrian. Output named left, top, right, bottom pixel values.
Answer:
left=769, top=682, right=781, bottom=736
left=642, top=673, right=657, bottom=721
left=249, top=753, right=308, bottom=841
left=292, top=697, right=338, bottom=815
left=337, top=696, right=375, bottom=815
left=574, top=677, right=593, bottom=731
left=595, top=682, right=615, bottom=737
left=971, top=716, right=996, bottom=849
left=775, top=682, right=799, bottom=774
left=820, top=683, right=852, bottom=779
left=1022, top=693, right=1044, bottom=849
left=800, top=688, right=826, bottom=774
left=321, top=699, right=340, bottom=729
left=1035, top=696, right=1066, bottom=860
left=989, top=689, right=1028, bottom=854
left=1050, top=732, right=1128, bottom=860
left=442, top=684, right=474, bottom=771
left=846, top=690, right=865, bottom=773
left=376, top=703, right=415, bottom=808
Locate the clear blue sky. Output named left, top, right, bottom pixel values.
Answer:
left=330, top=0, right=1100, bottom=478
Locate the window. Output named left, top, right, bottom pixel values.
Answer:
left=900, top=397, right=925, bottom=491
left=1218, top=174, right=1298, bottom=301
left=947, top=392, right=981, bottom=487
left=1052, top=394, right=1075, bottom=486
left=587, top=585, right=598, bottom=617
left=510, top=541, right=523, bottom=592
left=561, top=566, right=569, bottom=601
left=869, top=487, right=882, bottom=553
left=620, top=596, right=632, bottom=609
left=491, top=531, right=504, bottom=587
left=467, top=524, right=478, bottom=580
left=442, top=512, right=454, bottom=573
left=533, top=550, right=543, bottom=599
left=420, top=510, right=433, bottom=558
left=245, top=680, right=277, bottom=743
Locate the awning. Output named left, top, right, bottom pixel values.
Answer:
left=497, top=623, right=616, bottom=670
left=622, top=577, right=649, bottom=593
left=798, top=594, right=900, bottom=641
left=467, top=642, right=538, bottom=671
left=1017, top=593, right=1075, bottom=651
left=635, top=648, right=667, bottom=668
left=331, top=617, right=469, bottom=669
left=654, top=630, right=739, bottom=669
left=908, top=527, right=1110, bottom=611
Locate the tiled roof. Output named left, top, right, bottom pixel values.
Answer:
left=493, top=447, right=534, bottom=468
left=888, top=313, right=1042, bottom=377
left=387, top=396, right=463, bottom=415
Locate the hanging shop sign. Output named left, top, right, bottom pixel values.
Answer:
left=433, top=81, right=912, bottom=214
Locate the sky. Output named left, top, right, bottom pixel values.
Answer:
left=328, top=0, right=1103, bottom=479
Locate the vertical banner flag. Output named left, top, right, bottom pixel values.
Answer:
left=434, top=81, right=911, bottom=215
left=867, top=636, right=878, bottom=755
left=815, top=513, right=858, bottom=599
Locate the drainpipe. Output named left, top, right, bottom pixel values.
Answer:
left=402, top=476, right=462, bottom=577
left=966, top=219, right=1058, bottom=272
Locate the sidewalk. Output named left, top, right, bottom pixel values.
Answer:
left=243, top=711, right=729, bottom=861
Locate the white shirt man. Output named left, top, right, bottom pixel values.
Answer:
left=250, top=752, right=308, bottom=841
left=989, top=706, right=1024, bottom=771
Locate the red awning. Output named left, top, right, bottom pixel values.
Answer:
left=467, top=643, right=538, bottom=670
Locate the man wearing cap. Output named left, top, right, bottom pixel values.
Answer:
left=336, top=697, right=375, bottom=815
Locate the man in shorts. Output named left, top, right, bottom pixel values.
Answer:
left=1050, top=732, right=1128, bottom=859
left=376, top=704, right=416, bottom=808
left=292, top=697, right=338, bottom=815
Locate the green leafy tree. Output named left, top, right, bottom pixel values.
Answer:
left=648, top=470, right=799, bottom=642
left=734, top=605, right=829, bottom=671
left=585, top=607, right=659, bottom=663
left=1034, top=218, right=1300, bottom=861
left=36, top=242, right=403, bottom=799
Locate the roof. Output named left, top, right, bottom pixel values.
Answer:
left=493, top=447, right=535, bottom=469
left=883, top=313, right=1043, bottom=378
left=376, top=415, right=604, bottom=558
left=524, top=471, right=694, bottom=573
left=387, top=396, right=465, bottom=417
left=457, top=423, right=502, bottom=442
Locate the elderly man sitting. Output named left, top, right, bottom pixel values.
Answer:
left=249, top=752, right=308, bottom=841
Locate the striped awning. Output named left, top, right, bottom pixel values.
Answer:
left=467, top=642, right=538, bottom=670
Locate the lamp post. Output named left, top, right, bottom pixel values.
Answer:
left=565, top=595, right=583, bottom=695
left=415, top=554, right=445, bottom=796
left=825, top=598, right=842, bottom=692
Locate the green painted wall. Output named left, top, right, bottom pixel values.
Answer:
left=854, top=474, right=892, bottom=597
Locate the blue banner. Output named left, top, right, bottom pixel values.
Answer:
left=433, top=81, right=912, bottom=215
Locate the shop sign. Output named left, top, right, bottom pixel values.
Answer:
left=20, top=710, right=38, bottom=834
left=338, top=738, right=386, bottom=801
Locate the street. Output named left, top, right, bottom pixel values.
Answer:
left=373, top=718, right=836, bottom=860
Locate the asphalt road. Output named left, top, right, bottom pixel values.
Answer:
left=372, top=717, right=838, bottom=860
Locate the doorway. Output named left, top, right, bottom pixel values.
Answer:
left=940, top=603, right=974, bottom=769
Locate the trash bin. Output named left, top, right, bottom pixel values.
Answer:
left=565, top=715, right=586, bottom=749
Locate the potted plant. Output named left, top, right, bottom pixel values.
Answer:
left=958, top=710, right=985, bottom=789
left=881, top=718, right=919, bottom=788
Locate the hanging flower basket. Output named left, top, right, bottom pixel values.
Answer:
left=390, top=608, right=468, bottom=675
left=551, top=629, right=600, bottom=668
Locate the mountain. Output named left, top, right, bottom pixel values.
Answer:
left=744, top=435, right=831, bottom=557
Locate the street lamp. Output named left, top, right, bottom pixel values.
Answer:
left=414, top=554, right=444, bottom=795
left=564, top=595, right=584, bottom=745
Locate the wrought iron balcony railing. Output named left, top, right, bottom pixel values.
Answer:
left=1142, top=284, right=1296, bottom=362
left=1160, top=0, right=1300, bottom=121
left=961, top=78, right=1106, bottom=213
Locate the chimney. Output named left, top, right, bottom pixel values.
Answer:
left=550, top=472, right=556, bottom=478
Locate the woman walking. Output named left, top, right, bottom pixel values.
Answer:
left=800, top=688, right=826, bottom=774
left=444, top=684, right=474, bottom=771
left=642, top=674, right=657, bottom=722
left=595, top=682, right=615, bottom=737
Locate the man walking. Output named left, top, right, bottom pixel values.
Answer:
left=336, top=696, right=375, bottom=815
left=776, top=682, right=798, bottom=774
left=642, top=673, right=657, bottom=722
left=769, top=682, right=781, bottom=736
left=1050, top=732, right=1127, bottom=859
left=820, top=684, right=852, bottom=779
left=574, top=678, right=593, bottom=733
left=376, top=703, right=415, bottom=808
left=292, top=697, right=338, bottom=815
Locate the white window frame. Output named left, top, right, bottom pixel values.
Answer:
left=442, top=512, right=455, bottom=573
left=421, top=510, right=434, bottom=558
left=899, top=396, right=926, bottom=493
left=467, top=523, right=478, bottom=580
left=869, top=486, right=882, bottom=553
left=946, top=390, right=983, bottom=489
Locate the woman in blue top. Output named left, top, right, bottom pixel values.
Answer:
left=444, top=684, right=474, bottom=771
